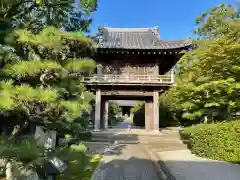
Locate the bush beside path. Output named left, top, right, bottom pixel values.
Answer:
left=182, top=120, right=240, bottom=163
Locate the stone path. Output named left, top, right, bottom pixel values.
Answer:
left=91, top=144, right=162, bottom=180
left=91, top=127, right=240, bottom=180
left=145, top=128, right=240, bottom=180
left=114, top=122, right=138, bottom=129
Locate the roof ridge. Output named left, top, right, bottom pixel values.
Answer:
left=96, top=26, right=192, bottom=50
left=99, top=26, right=159, bottom=33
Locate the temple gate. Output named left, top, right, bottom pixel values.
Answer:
left=83, top=26, right=192, bottom=131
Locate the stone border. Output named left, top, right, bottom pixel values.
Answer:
left=147, top=148, right=177, bottom=180
left=149, top=128, right=182, bottom=180
left=143, top=146, right=170, bottom=180
left=90, top=141, right=121, bottom=180
left=156, top=153, right=176, bottom=180
left=90, top=157, right=105, bottom=180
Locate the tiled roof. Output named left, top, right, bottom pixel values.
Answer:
left=96, top=26, right=191, bottom=50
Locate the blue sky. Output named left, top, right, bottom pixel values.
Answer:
left=90, top=0, right=236, bottom=40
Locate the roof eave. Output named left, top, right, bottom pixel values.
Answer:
left=96, top=45, right=192, bottom=52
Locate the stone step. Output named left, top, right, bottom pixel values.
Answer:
left=144, top=144, right=187, bottom=149
left=90, top=138, right=139, bottom=144
left=138, top=135, right=180, bottom=139
left=139, top=139, right=181, bottom=143
left=92, top=134, right=178, bottom=138
left=142, top=142, right=187, bottom=151
left=91, top=132, right=183, bottom=146
left=90, top=138, right=111, bottom=142
left=92, top=135, right=139, bottom=141
left=150, top=147, right=187, bottom=152
left=91, top=132, right=178, bottom=137
left=90, top=137, right=181, bottom=144
left=140, top=138, right=180, bottom=141
left=83, top=141, right=110, bottom=146
left=141, top=139, right=181, bottom=143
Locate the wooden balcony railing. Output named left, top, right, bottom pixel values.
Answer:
left=83, top=73, right=174, bottom=85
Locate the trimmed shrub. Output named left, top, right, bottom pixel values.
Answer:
left=182, top=120, right=240, bottom=163
left=132, top=104, right=181, bottom=127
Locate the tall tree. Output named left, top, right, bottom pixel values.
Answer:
left=0, top=0, right=98, bottom=43
left=0, top=1, right=98, bottom=178
left=162, top=3, right=240, bottom=123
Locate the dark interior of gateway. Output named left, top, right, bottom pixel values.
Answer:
left=121, top=106, right=131, bottom=117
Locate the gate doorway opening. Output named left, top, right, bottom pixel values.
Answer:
left=121, top=106, right=131, bottom=117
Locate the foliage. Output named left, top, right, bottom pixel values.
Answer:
left=0, top=27, right=96, bottom=137
left=194, top=3, right=238, bottom=39
left=182, top=120, right=240, bottom=163
left=159, top=3, right=240, bottom=125
left=0, top=0, right=98, bottom=43
left=58, top=152, right=102, bottom=180
left=0, top=137, right=102, bottom=180
left=0, top=137, right=45, bottom=166
left=65, top=134, right=73, bottom=140
left=132, top=105, right=145, bottom=127
left=129, top=3, right=240, bottom=127
left=158, top=92, right=181, bottom=126
left=108, top=102, right=121, bottom=119
left=131, top=96, right=181, bottom=127
left=130, top=102, right=143, bottom=114
left=107, top=102, right=122, bottom=126
left=0, top=0, right=98, bottom=178
left=70, top=143, right=88, bottom=153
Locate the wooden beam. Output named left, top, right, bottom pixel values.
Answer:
left=101, top=90, right=153, bottom=96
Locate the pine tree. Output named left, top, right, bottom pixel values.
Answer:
left=0, top=26, right=96, bottom=136
left=0, top=26, right=96, bottom=179
left=0, top=1, right=98, bottom=178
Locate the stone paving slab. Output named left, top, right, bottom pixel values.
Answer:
left=91, top=144, right=162, bottom=180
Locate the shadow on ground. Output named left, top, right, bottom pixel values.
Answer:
left=92, top=157, right=162, bottom=180
left=90, top=129, right=240, bottom=180
left=92, top=157, right=240, bottom=180
left=159, top=159, right=240, bottom=180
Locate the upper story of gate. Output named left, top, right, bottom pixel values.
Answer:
left=83, top=26, right=192, bottom=87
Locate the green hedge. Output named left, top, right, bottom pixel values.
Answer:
left=182, top=120, right=240, bottom=163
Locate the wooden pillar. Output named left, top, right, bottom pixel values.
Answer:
left=145, top=100, right=153, bottom=131
left=100, top=100, right=104, bottom=129
left=94, top=89, right=101, bottom=131
left=153, top=91, right=159, bottom=132
left=91, top=106, right=95, bottom=127
left=100, top=99, right=109, bottom=129
left=104, top=101, right=109, bottom=129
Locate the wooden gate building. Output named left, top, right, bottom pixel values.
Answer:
left=84, top=26, right=192, bottom=131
